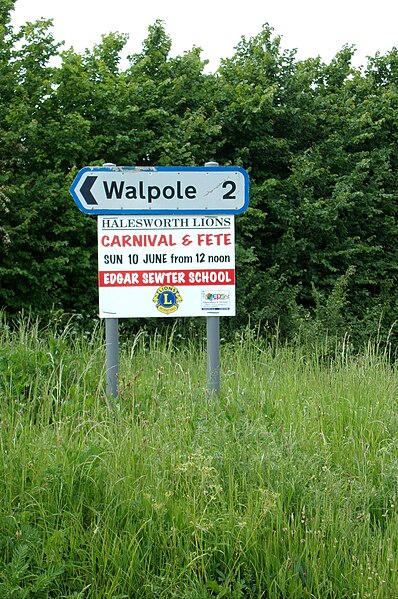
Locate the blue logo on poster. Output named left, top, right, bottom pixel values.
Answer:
left=153, top=285, right=182, bottom=314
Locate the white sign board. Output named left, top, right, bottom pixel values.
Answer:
left=70, top=166, right=249, bottom=215
left=97, top=214, right=235, bottom=318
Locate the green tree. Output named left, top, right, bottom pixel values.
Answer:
left=3, top=8, right=398, bottom=345
left=124, top=20, right=222, bottom=165
left=0, top=17, right=222, bottom=318
left=216, top=25, right=319, bottom=328
left=282, top=48, right=398, bottom=339
left=0, top=12, right=97, bottom=317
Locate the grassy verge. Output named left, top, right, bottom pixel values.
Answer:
left=1, top=315, right=398, bottom=597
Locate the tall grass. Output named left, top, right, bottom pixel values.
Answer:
left=1, top=314, right=398, bottom=597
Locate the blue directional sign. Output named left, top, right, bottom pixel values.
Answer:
left=69, top=165, right=250, bottom=215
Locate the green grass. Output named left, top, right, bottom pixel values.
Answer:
left=1, top=314, right=398, bottom=597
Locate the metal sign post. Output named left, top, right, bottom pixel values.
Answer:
left=105, top=317, right=119, bottom=398
left=207, top=313, right=220, bottom=394
left=205, top=162, right=221, bottom=395
left=102, top=164, right=119, bottom=400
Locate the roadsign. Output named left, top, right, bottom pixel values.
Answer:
left=69, top=165, right=249, bottom=215
left=97, top=214, right=236, bottom=317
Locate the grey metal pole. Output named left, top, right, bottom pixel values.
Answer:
left=205, top=161, right=221, bottom=395
left=207, top=315, right=220, bottom=394
left=101, top=162, right=119, bottom=400
left=105, top=318, right=119, bottom=398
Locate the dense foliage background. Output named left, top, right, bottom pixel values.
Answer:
left=2, top=0, right=398, bottom=344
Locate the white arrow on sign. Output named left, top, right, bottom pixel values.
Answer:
left=69, top=165, right=249, bottom=215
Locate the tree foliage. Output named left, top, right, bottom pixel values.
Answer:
left=2, top=6, right=398, bottom=343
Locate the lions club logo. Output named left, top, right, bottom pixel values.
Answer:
left=152, top=285, right=182, bottom=314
